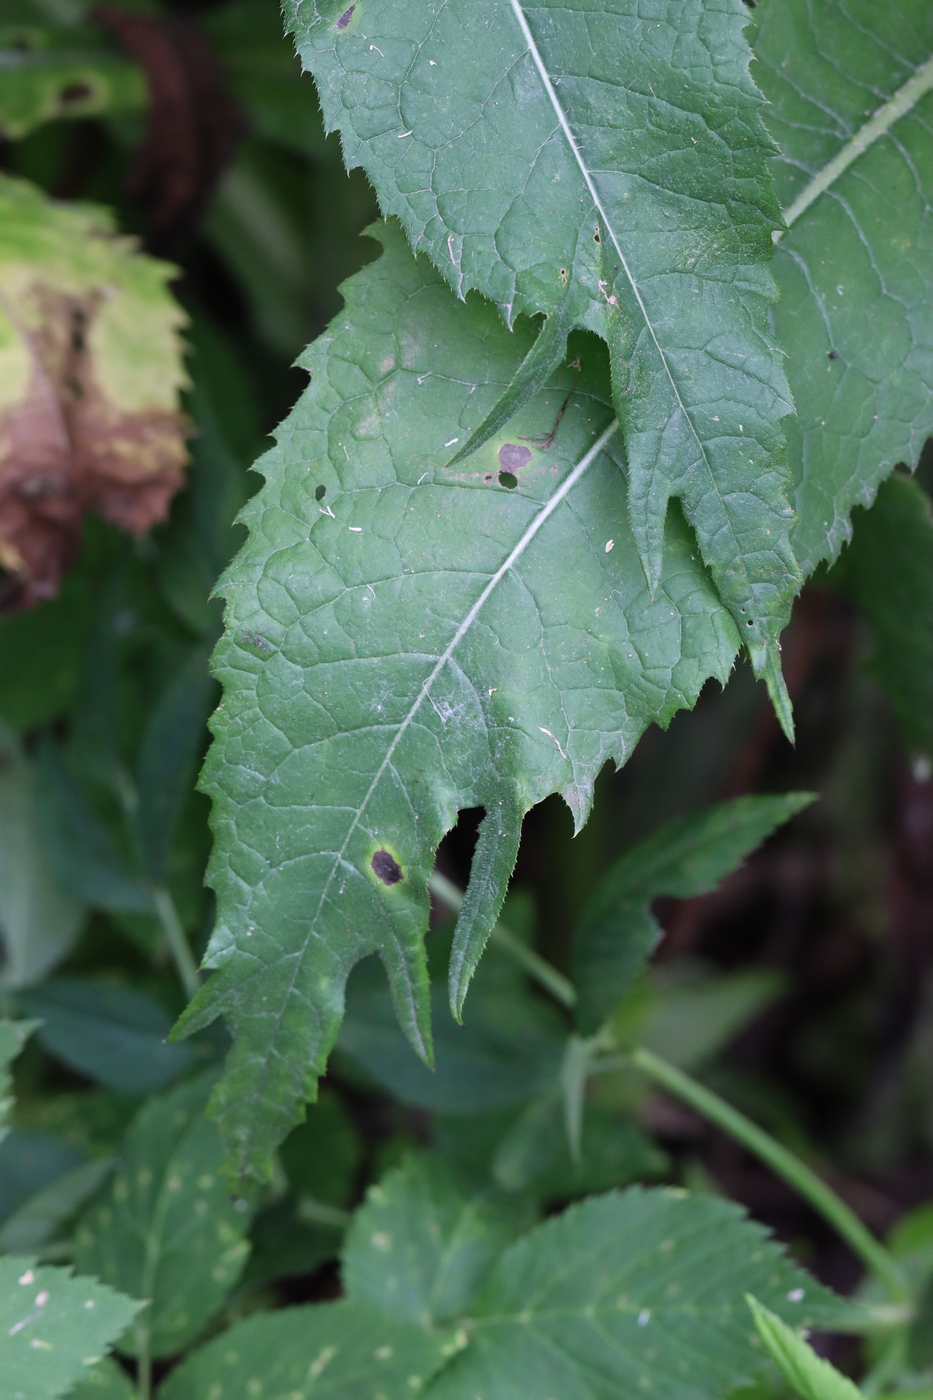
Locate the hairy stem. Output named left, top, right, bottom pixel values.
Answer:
left=631, top=1046, right=909, bottom=1304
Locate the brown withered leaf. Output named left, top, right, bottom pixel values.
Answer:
left=0, top=173, right=188, bottom=609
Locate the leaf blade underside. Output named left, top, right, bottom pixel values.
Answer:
left=287, top=0, right=801, bottom=704
left=183, top=223, right=742, bottom=1181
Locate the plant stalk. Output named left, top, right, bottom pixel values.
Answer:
left=630, top=1045, right=910, bottom=1304
left=152, top=886, right=201, bottom=1002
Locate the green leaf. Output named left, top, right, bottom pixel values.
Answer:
left=425, top=1188, right=844, bottom=1400
left=0, top=23, right=145, bottom=141
left=747, top=1296, right=863, bottom=1400
left=278, top=1087, right=362, bottom=1206
left=73, top=1077, right=251, bottom=1360
left=0, top=1020, right=36, bottom=1142
left=0, top=1257, right=141, bottom=1400
left=752, top=0, right=933, bottom=574
left=63, top=1357, right=136, bottom=1400
left=17, top=980, right=195, bottom=1095
left=36, top=746, right=152, bottom=916
left=826, top=474, right=933, bottom=757
left=638, top=965, right=786, bottom=1072
left=343, top=1154, right=524, bottom=1326
left=134, top=648, right=214, bottom=883
left=184, top=222, right=743, bottom=1181
left=157, top=1300, right=460, bottom=1400
left=491, top=1095, right=667, bottom=1197
left=0, top=730, right=84, bottom=991
left=0, top=1158, right=112, bottom=1256
left=289, top=0, right=801, bottom=701
left=338, top=969, right=564, bottom=1116
left=573, top=793, right=813, bottom=1032
left=0, top=1133, right=83, bottom=1224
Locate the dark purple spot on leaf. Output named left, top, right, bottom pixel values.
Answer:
left=371, top=849, right=403, bottom=885
left=827, top=350, right=839, bottom=360
left=498, top=471, right=518, bottom=490
left=336, top=4, right=355, bottom=28
left=498, top=442, right=532, bottom=471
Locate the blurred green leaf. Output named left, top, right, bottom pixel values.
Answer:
left=135, top=649, right=213, bottom=883
left=0, top=1132, right=83, bottom=1224
left=278, top=1088, right=361, bottom=1207
left=638, top=965, right=787, bottom=1072
left=339, top=968, right=563, bottom=1115
left=0, top=728, right=84, bottom=991
left=827, top=474, right=933, bottom=757
left=574, top=794, right=812, bottom=1032
left=344, top=1154, right=524, bottom=1327
left=64, top=1357, right=136, bottom=1400
left=0, top=1256, right=141, bottom=1400
left=158, top=1299, right=459, bottom=1400
left=36, top=745, right=151, bottom=915
left=0, top=570, right=91, bottom=730
left=74, top=1077, right=250, bottom=1360
left=17, top=979, right=194, bottom=1095
left=0, top=1157, right=112, bottom=1256
left=0, top=1020, right=35, bottom=1141
left=492, top=1095, right=667, bottom=1197
left=0, top=33, right=144, bottom=140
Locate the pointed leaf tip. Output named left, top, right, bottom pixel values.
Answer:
left=762, top=644, right=795, bottom=744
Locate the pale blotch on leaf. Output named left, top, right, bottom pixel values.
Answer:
left=0, top=173, right=189, bottom=608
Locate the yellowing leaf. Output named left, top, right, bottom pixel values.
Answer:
left=0, top=174, right=188, bottom=607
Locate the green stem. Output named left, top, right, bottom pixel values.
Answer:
left=630, top=1046, right=910, bottom=1305
left=297, top=1195, right=352, bottom=1229
left=135, top=1333, right=152, bottom=1400
left=428, top=871, right=577, bottom=1009
left=152, top=886, right=201, bottom=1002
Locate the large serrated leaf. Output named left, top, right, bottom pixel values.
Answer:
left=424, top=1188, right=848, bottom=1400
left=287, top=0, right=801, bottom=709
left=0, top=1257, right=141, bottom=1400
left=73, top=1078, right=251, bottom=1360
left=343, top=1154, right=526, bottom=1326
left=157, top=1300, right=459, bottom=1400
left=753, top=0, right=933, bottom=573
left=181, top=223, right=743, bottom=1181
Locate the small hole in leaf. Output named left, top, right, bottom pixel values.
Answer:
left=59, top=81, right=92, bottom=105
left=371, top=849, right=403, bottom=885
left=314, top=484, right=326, bottom=501
left=827, top=350, right=838, bottom=360
left=746, top=619, right=754, bottom=626
left=484, top=474, right=493, bottom=481
left=336, top=3, right=355, bottom=27
left=498, top=471, right=518, bottom=490
left=594, top=228, right=601, bottom=243
left=559, top=267, right=568, bottom=285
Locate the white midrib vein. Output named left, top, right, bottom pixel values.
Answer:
left=247, top=416, right=618, bottom=1134
left=507, top=0, right=749, bottom=593
left=778, top=51, right=933, bottom=233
